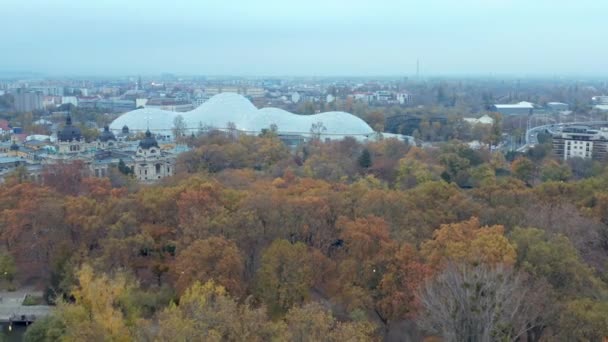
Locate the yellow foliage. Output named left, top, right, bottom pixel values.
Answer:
left=57, top=264, right=134, bottom=341
left=421, top=217, right=517, bottom=269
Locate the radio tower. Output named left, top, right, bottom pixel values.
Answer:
left=416, top=59, right=420, bottom=79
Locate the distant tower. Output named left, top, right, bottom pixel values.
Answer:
left=136, top=76, right=142, bottom=91
left=416, top=59, right=420, bottom=79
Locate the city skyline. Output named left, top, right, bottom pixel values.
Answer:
left=3, top=0, right=607, bottom=77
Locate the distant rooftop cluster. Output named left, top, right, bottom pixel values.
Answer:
left=0, top=76, right=414, bottom=116
left=0, top=114, right=182, bottom=184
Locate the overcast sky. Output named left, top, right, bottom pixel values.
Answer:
left=2, top=0, right=606, bottom=77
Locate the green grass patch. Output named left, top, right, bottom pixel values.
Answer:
left=22, top=294, right=45, bottom=306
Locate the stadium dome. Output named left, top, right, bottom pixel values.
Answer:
left=111, top=107, right=174, bottom=132
left=109, top=93, right=375, bottom=139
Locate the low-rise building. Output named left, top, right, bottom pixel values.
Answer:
left=592, top=96, right=608, bottom=105
left=464, top=114, right=495, bottom=125
left=546, top=102, right=568, bottom=112
left=145, top=98, right=194, bottom=112
left=492, top=101, right=535, bottom=116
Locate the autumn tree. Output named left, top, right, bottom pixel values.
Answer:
left=42, top=264, right=135, bottom=341
left=509, top=227, right=602, bottom=296
left=557, top=298, right=608, bottom=341
left=511, top=156, right=535, bottom=185
left=285, top=302, right=378, bottom=342
left=175, top=181, right=234, bottom=243
left=395, top=157, right=437, bottom=189
left=255, top=239, right=313, bottom=317
left=42, top=161, right=89, bottom=195
left=333, top=216, right=397, bottom=319
left=310, top=122, right=327, bottom=141
left=421, top=217, right=517, bottom=269
left=4, top=165, right=30, bottom=185
left=0, top=183, right=70, bottom=284
left=540, top=159, right=571, bottom=182
left=172, top=237, right=245, bottom=297
left=376, top=244, right=431, bottom=325
left=417, top=263, right=549, bottom=342
left=153, top=281, right=286, bottom=341
left=0, top=251, right=16, bottom=285
left=173, top=114, right=187, bottom=141
left=482, top=112, right=502, bottom=150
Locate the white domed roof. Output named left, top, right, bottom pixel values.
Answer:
left=110, top=107, right=176, bottom=132
left=110, top=93, right=374, bottom=139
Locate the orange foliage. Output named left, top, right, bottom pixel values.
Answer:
left=421, top=217, right=517, bottom=269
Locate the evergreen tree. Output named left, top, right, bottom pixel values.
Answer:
left=117, top=159, right=132, bottom=175
left=358, top=149, right=372, bottom=169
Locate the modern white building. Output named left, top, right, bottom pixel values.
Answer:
left=397, top=92, right=412, bottom=105
left=61, top=96, right=78, bottom=107
left=110, top=93, right=375, bottom=140
left=492, top=101, right=535, bottom=115
left=464, top=114, right=495, bottom=125
left=552, top=126, right=608, bottom=161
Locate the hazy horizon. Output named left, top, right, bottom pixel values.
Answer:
left=3, top=0, right=607, bottom=77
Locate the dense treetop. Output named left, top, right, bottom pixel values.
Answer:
left=0, top=129, right=604, bottom=341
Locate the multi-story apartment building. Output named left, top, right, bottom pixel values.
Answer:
left=552, top=126, right=608, bottom=161
left=145, top=98, right=194, bottom=112
left=204, top=86, right=265, bottom=98
left=13, top=88, right=44, bottom=112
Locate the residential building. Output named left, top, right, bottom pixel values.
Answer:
left=0, top=120, right=10, bottom=135
left=97, top=99, right=137, bottom=112
left=145, top=98, right=194, bottom=112
left=396, top=92, right=412, bottom=105
left=13, top=89, right=44, bottom=112
left=552, top=126, right=608, bottom=161
left=205, top=86, right=265, bottom=98
left=374, top=91, right=392, bottom=102
left=30, top=86, right=64, bottom=96
left=62, top=96, right=78, bottom=107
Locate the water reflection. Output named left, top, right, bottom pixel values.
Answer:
left=1, top=323, right=27, bottom=341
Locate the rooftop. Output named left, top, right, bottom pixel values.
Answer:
left=494, top=101, right=535, bottom=109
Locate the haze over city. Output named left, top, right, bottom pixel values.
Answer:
left=3, top=0, right=607, bottom=77
left=2, top=1, right=608, bottom=340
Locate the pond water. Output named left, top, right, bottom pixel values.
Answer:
left=0, top=323, right=28, bottom=341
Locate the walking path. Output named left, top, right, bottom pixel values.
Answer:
left=0, top=288, right=52, bottom=322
